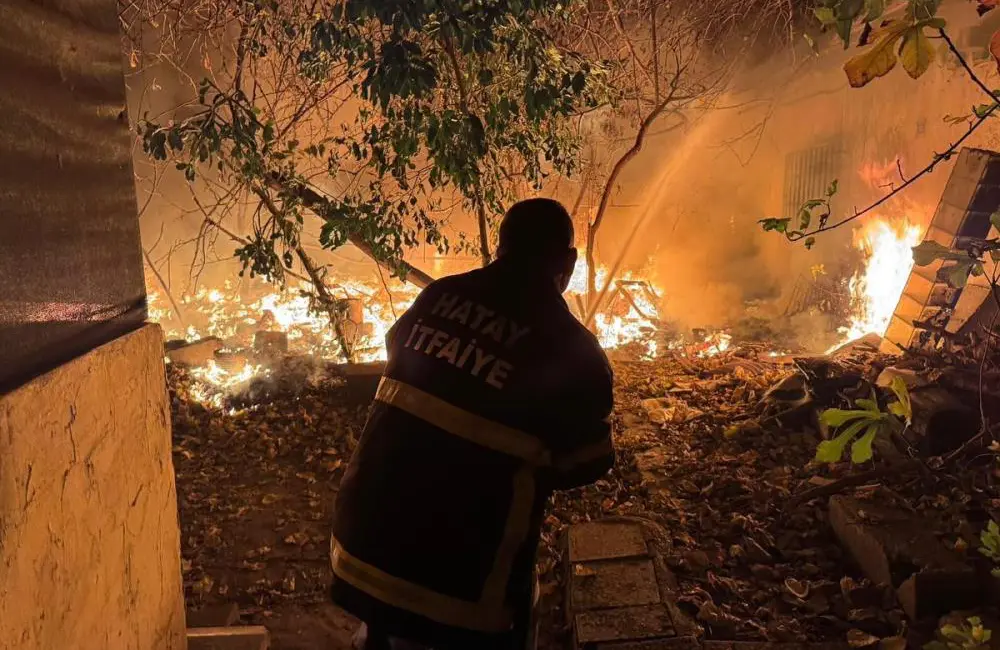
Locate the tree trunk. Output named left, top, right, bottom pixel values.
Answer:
left=268, top=176, right=435, bottom=288
left=584, top=91, right=681, bottom=327
left=475, top=191, right=492, bottom=267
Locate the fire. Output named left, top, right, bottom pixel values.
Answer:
left=151, top=255, right=740, bottom=406
left=186, top=360, right=267, bottom=409
left=835, top=218, right=923, bottom=347
left=566, top=259, right=664, bottom=358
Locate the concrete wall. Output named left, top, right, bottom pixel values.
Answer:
left=0, top=0, right=146, bottom=392
left=0, top=324, right=185, bottom=650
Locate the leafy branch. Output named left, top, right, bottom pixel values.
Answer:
left=925, top=616, right=993, bottom=650
left=979, top=520, right=1000, bottom=577
left=815, top=376, right=912, bottom=464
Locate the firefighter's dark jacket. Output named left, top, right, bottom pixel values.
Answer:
left=329, top=259, right=615, bottom=647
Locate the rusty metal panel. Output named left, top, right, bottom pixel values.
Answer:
left=0, top=0, right=145, bottom=393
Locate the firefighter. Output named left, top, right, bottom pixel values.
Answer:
left=329, top=198, right=616, bottom=650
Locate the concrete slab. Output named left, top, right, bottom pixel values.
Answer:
left=571, top=559, right=661, bottom=610
left=569, top=521, right=648, bottom=562
left=187, top=626, right=269, bottom=650
left=575, top=604, right=675, bottom=644
left=167, top=337, right=223, bottom=366
left=829, top=495, right=978, bottom=620
left=596, top=638, right=700, bottom=650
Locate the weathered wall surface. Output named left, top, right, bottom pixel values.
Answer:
left=0, top=324, right=186, bottom=650
left=0, top=0, right=146, bottom=392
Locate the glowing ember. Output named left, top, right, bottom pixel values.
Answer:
left=835, top=218, right=923, bottom=348
left=186, top=359, right=267, bottom=409
left=699, top=332, right=732, bottom=357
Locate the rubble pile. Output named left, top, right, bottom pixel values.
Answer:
left=168, top=338, right=1000, bottom=649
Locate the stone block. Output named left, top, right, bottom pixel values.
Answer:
left=0, top=325, right=185, bottom=650
left=906, top=388, right=979, bottom=456
left=571, top=559, right=660, bottom=611
left=898, top=569, right=982, bottom=621
left=575, top=605, right=675, bottom=645
left=829, top=495, right=977, bottom=620
left=187, top=626, right=270, bottom=650
left=830, top=495, right=967, bottom=585
left=167, top=337, right=224, bottom=366
left=569, top=522, right=648, bottom=562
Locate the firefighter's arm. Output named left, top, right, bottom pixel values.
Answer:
left=548, top=357, right=615, bottom=490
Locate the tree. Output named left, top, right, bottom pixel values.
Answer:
left=555, top=0, right=726, bottom=320
left=127, top=0, right=608, bottom=359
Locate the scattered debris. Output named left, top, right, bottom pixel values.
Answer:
left=168, top=338, right=1000, bottom=649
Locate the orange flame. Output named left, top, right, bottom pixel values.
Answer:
left=833, top=218, right=923, bottom=349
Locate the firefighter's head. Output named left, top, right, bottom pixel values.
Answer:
left=497, top=198, right=578, bottom=293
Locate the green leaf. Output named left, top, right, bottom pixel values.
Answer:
left=826, top=179, right=839, bottom=197
left=836, top=18, right=854, bottom=48
left=816, top=429, right=855, bottom=463
left=759, top=217, right=792, bottom=233
left=866, top=0, right=886, bottom=21
left=912, top=240, right=962, bottom=265
left=819, top=408, right=871, bottom=427
left=851, top=425, right=879, bottom=463
left=899, top=26, right=936, bottom=79
left=888, top=376, right=912, bottom=423
left=991, top=211, right=1000, bottom=232
left=856, top=398, right=880, bottom=413
left=974, top=103, right=998, bottom=119
left=816, top=417, right=871, bottom=463
left=814, top=6, right=837, bottom=24
left=947, top=262, right=972, bottom=288
left=907, top=0, right=941, bottom=21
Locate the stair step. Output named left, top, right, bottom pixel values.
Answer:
left=187, top=603, right=240, bottom=628
left=187, top=626, right=269, bottom=650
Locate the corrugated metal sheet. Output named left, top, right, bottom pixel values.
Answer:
left=0, top=0, right=145, bottom=393
left=782, top=141, right=843, bottom=222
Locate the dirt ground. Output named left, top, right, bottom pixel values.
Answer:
left=169, top=347, right=997, bottom=649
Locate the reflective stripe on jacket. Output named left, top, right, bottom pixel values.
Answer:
left=330, top=261, right=615, bottom=647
